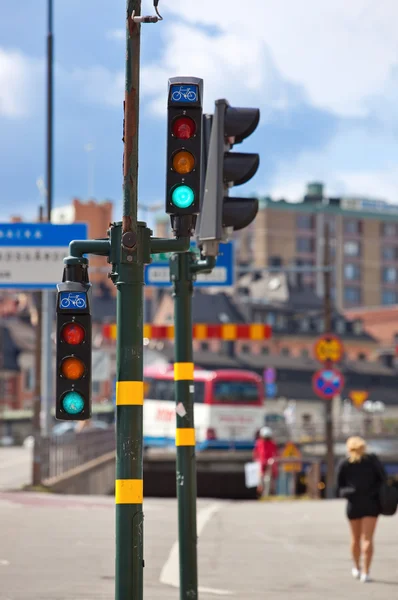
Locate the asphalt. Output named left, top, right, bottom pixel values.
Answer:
left=0, top=491, right=397, bottom=599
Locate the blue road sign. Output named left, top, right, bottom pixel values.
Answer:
left=312, top=367, right=345, bottom=400
left=0, top=223, right=87, bottom=289
left=59, top=291, right=88, bottom=310
left=145, top=241, right=235, bottom=288
left=266, top=382, right=277, bottom=398
left=170, top=84, right=199, bottom=103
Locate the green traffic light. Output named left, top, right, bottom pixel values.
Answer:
left=62, top=391, right=85, bottom=415
left=171, top=185, right=195, bottom=209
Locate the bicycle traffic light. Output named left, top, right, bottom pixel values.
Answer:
left=55, top=278, right=92, bottom=421
left=165, top=76, right=203, bottom=237
left=197, top=99, right=260, bottom=255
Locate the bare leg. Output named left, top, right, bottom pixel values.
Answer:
left=349, top=519, right=361, bottom=570
left=361, top=517, right=378, bottom=575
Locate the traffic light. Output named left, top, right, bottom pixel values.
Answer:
left=197, top=99, right=260, bottom=255
left=165, top=76, right=203, bottom=237
left=55, top=276, right=92, bottom=421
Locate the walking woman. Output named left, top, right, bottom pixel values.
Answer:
left=336, top=436, right=386, bottom=583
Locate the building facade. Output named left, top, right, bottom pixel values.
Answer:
left=233, top=182, right=398, bottom=309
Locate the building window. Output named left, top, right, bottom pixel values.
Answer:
left=344, top=263, right=361, bottom=281
left=382, top=246, right=396, bottom=261
left=344, top=241, right=360, bottom=257
left=301, top=348, right=309, bottom=358
left=382, top=290, right=398, bottom=305
left=300, top=317, right=310, bottom=332
left=276, top=314, right=287, bottom=329
left=381, top=223, right=397, bottom=237
left=344, top=219, right=361, bottom=234
left=357, top=353, right=366, bottom=361
left=296, top=238, right=314, bottom=253
left=241, top=344, right=250, bottom=354
left=92, top=381, right=101, bottom=395
left=24, top=368, right=34, bottom=392
left=353, top=320, right=363, bottom=335
left=262, top=346, right=270, bottom=355
left=281, top=347, right=290, bottom=356
left=296, top=214, right=314, bottom=230
left=382, top=266, right=397, bottom=283
left=344, top=287, right=361, bottom=304
left=201, top=342, right=209, bottom=351
left=335, top=319, right=346, bottom=334
left=266, top=312, right=276, bottom=326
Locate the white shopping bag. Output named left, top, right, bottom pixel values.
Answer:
left=244, top=461, right=262, bottom=488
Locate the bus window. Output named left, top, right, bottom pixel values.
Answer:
left=193, top=382, right=205, bottom=403
left=144, top=378, right=205, bottom=403
left=212, top=380, right=260, bottom=404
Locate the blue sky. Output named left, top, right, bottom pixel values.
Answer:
left=2, top=0, right=398, bottom=223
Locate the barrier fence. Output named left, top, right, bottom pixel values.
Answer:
left=40, top=428, right=116, bottom=480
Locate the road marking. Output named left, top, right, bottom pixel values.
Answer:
left=159, top=502, right=233, bottom=596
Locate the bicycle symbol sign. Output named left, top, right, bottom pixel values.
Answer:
left=170, top=84, right=198, bottom=103
left=59, top=292, right=87, bottom=310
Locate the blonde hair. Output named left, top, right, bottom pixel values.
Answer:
left=346, top=436, right=366, bottom=463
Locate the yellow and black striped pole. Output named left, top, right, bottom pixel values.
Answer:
left=170, top=250, right=216, bottom=598
left=113, top=221, right=152, bottom=600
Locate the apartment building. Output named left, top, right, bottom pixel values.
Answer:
left=234, top=183, right=398, bottom=309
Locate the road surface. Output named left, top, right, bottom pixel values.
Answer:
left=0, top=447, right=31, bottom=491
left=0, top=492, right=397, bottom=599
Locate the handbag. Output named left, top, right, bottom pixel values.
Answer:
left=369, top=454, right=398, bottom=516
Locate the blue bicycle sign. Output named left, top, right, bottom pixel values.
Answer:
left=59, top=292, right=87, bottom=310
left=170, top=84, right=198, bottom=103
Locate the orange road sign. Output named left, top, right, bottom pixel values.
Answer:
left=280, top=442, right=302, bottom=473
left=349, top=390, right=369, bottom=409
left=314, top=334, right=344, bottom=363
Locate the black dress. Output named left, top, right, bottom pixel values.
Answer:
left=336, top=454, right=386, bottom=520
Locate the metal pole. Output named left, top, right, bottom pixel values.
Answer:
left=40, top=0, right=54, bottom=438
left=114, top=2, right=145, bottom=598
left=171, top=251, right=198, bottom=598
left=323, top=222, right=335, bottom=499
left=32, top=204, right=44, bottom=486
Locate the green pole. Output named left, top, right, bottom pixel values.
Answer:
left=170, top=251, right=216, bottom=599
left=114, top=1, right=146, bottom=598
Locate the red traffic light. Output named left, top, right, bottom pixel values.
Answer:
left=61, top=323, right=85, bottom=345
left=172, top=116, right=196, bottom=140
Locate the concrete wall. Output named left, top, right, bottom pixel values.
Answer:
left=44, top=451, right=116, bottom=496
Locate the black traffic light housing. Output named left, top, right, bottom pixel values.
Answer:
left=55, top=263, right=92, bottom=421
left=165, top=76, right=203, bottom=237
left=197, top=99, right=260, bottom=255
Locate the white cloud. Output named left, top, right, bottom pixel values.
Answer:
left=141, top=22, right=304, bottom=117
left=0, top=48, right=42, bottom=117
left=145, top=0, right=398, bottom=118
left=106, top=29, right=125, bottom=42
left=265, top=126, right=398, bottom=202
left=67, top=66, right=124, bottom=108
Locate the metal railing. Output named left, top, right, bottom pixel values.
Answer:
left=40, top=428, right=116, bottom=480
left=288, top=417, right=398, bottom=444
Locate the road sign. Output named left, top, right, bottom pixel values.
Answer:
left=312, top=367, right=345, bottom=400
left=265, top=382, right=277, bottom=398
left=314, top=334, right=344, bottom=363
left=264, top=367, right=276, bottom=384
left=349, top=390, right=369, bottom=409
left=145, top=241, right=234, bottom=288
left=0, top=223, right=88, bottom=289
left=281, top=441, right=302, bottom=473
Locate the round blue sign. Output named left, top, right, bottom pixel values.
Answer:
left=312, top=368, right=344, bottom=400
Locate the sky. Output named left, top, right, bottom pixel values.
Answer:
left=2, top=0, right=398, bottom=222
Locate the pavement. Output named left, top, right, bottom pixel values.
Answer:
left=0, top=447, right=32, bottom=491
left=0, top=491, right=397, bottom=599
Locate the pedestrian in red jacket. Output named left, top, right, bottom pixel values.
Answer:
left=253, top=427, right=278, bottom=495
